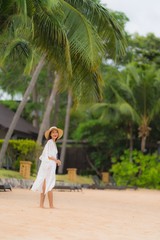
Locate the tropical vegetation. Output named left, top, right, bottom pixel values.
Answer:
left=0, top=1, right=160, bottom=189
left=0, top=0, right=126, bottom=168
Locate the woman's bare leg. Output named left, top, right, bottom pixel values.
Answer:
left=40, top=180, right=46, bottom=208
left=48, top=190, right=54, bottom=208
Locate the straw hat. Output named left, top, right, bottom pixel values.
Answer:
left=44, top=126, right=63, bottom=140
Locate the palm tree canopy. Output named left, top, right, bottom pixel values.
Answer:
left=0, top=0, right=126, bottom=102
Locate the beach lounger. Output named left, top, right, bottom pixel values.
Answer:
left=90, top=175, right=128, bottom=190
left=0, top=184, right=12, bottom=191
left=89, top=175, right=106, bottom=190
left=54, top=181, right=82, bottom=192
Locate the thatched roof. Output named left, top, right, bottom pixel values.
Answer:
left=0, top=104, right=38, bottom=138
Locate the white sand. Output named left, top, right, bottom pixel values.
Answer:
left=0, top=188, right=160, bottom=240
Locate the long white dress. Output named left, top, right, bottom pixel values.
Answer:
left=31, top=139, right=58, bottom=194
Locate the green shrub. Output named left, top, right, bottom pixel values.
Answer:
left=0, top=140, right=42, bottom=174
left=110, top=149, right=160, bottom=189
left=73, top=120, right=126, bottom=172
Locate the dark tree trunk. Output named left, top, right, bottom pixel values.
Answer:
left=58, top=90, right=72, bottom=174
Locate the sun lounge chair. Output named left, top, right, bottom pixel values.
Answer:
left=0, top=184, right=12, bottom=191
left=90, top=175, right=128, bottom=190
left=89, top=175, right=106, bottom=190
left=54, top=181, right=82, bottom=192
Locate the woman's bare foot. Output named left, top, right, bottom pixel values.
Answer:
left=48, top=191, right=54, bottom=209
left=40, top=205, right=45, bottom=208
left=49, top=205, right=55, bottom=209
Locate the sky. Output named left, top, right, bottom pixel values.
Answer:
left=101, top=0, right=160, bottom=37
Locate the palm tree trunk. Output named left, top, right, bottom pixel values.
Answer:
left=129, top=122, right=133, bottom=162
left=141, top=136, right=147, bottom=153
left=0, top=55, right=46, bottom=168
left=52, top=94, right=60, bottom=126
left=58, top=90, right=72, bottom=174
left=32, top=86, right=39, bottom=128
left=36, top=72, right=60, bottom=144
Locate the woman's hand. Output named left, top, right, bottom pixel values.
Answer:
left=56, top=160, right=61, bottom=166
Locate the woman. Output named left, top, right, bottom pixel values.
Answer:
left=31, top=126, right=63, bottom=208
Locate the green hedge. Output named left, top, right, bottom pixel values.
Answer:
left=110, top=149, right=160, bottom=189
left=0, top=140, right=42, bottom=174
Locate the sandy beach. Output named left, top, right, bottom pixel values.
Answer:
left=0, top=188, right=160, bottom=240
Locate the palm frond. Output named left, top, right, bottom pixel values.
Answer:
left=150, top=99, right=160, bottom=121
left=64, top=0, right=127, bottom=59
left=0, top=38, right=32, bottom=66
left=70, top=67, right=103, bottom=103
left=126, top=64, right=141, bottom=84
left=60, top=0, right=104, bottom=69
left=0, top=0, right=15, bottom=32
left=32, top=1, right=72, bottom=75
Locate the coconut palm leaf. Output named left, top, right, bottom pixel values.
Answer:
left=0, top=0, right=72, bottom=74
left=64, top=0, right=127, bottom=58
left=61, top=0, right=104, bottom=67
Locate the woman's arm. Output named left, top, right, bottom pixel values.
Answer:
left=48, top=156, right=61, bottom=166
left=48, top=156, right=56, bottom=161
left=47, top=140, right=61, bottom=166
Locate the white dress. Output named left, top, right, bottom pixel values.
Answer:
left=31, top=139, right=58, bottom=194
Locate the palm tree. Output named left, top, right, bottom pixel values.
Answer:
left=92, top=64, right=160, bottom=152
left=0, top=55, right=46, bottom=167
left=37, top=72, right=60, bottom=144
left=0, top=0, right=72, bottom=72
left=128, top=64, right=160, bottom=152
left=0, top=0, right=126, bottom=166
left=58, top=90, right=72, bottom=174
